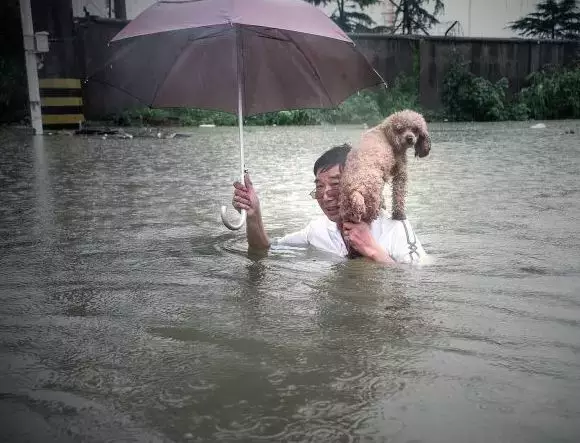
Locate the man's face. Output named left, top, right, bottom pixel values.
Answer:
left=312, top=164, right=341, bottom=223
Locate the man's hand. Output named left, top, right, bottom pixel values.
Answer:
left=341, top=221, right=394, bottom=264
left=232, top=173, right=270, bottom=249
left=232, top=173, right=260, bottom=218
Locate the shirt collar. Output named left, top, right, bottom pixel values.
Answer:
left=326, top=218, right=339, bottom=232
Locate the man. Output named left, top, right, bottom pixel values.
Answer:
left=232, top=143, right=426, bottom=264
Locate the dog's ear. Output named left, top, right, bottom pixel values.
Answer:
left=415, top=130, right=431, bottom=158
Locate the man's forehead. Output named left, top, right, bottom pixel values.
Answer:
left=314, top=165, right=342, bottom=182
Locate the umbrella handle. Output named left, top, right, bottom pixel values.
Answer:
left=220, top=206, right=247, bottom=230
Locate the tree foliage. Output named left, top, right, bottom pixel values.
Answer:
left=508, top=0, right=580, bottom=40
left=389, top=0, right=445, bottom=35
left=305, top=0, right=382, bottom=32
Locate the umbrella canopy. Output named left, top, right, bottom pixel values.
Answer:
left=88, top=0, right=385, bottom=230
left=89, top=0, right=385, bottom=116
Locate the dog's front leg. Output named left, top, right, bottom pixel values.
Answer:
left=390, top=165, right=407, bottom=221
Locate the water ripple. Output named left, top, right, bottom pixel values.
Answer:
left=1, top=124, right=580, bottom=442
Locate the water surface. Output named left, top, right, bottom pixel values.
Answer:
left=1, top=121, right=579, bottom=442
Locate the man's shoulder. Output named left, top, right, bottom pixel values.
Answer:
left=373, top=213, right=426, bottom=263
left=373, top=212, right=419, bottom=240
left=308, top=215, right=334, bottom=229
left=373, top=211, right=404, bottom=229
left=302, top=215, right=336, bottom=237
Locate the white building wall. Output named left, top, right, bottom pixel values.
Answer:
left=429, top=0, right=539, bottom=37
left=71, top=0, right=156, bottom=19
left=316, top=0, right=539, bottom=37
left=126, top=0, right=157, bottom=19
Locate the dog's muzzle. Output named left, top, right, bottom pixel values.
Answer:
left=414, top=134, right=431, bottom=158
left=415, top=146, right=430, bottom=158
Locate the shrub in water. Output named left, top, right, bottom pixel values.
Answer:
left=442, top=53, right=509, bottom=122
left=518, top=65, right=580, bottom=120
left=375, top=75, right=420, bottom=116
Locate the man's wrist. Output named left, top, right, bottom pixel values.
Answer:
left=246, top=208, right=263, bottom=228
left=367, top=246, right=393, bottom=263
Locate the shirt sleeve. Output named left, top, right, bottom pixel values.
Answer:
left=382, top=220, right=426, bottom=264
left=273, top=223, right=311, bottom=247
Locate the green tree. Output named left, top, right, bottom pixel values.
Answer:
left=306, top=0, right=382, bottom=32
left=388, top=0, right=445, bottom=35
left=508, top=0, right=580, bottom=40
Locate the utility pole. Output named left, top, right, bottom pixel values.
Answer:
left=19, top=0, right=43, bottom=135
left=467, top=0, right=472, bottom=36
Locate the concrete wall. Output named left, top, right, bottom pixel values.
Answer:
left=75, top=17, right=141, bottom=119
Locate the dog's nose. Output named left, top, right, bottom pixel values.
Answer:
left=406, top=135, right=415, bottom=143
left=416, top=146, right=430, bottom=158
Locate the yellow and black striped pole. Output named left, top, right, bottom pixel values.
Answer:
left=39, top=78, right=85, bottom=130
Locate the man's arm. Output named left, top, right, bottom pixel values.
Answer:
left=232, top=173, right=271, bottom=250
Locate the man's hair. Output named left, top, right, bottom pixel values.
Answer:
left=313, top=143, right=352, bottom=176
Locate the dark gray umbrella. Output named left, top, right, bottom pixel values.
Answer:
left=90, top=0, right=385, bottom=230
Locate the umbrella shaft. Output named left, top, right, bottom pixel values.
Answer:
left=237, top=26, right=245, bottom=183
left=238, top=75, right=244, bottom=181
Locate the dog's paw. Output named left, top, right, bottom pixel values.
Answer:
left=351, top=191, right=365, bottom=214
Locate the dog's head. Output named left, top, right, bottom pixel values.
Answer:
left=383, top=110, right=431, bottom=158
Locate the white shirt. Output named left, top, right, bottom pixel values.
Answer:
left=274, top=211, right=426, bottom=263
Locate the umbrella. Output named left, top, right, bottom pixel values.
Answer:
left=88, top=0, right=385, bottom=230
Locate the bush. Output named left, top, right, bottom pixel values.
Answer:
left=507, top=101, right=531, bottom=121
left=247, top=109, right=319, bottom=126
left=441, top=52, right=580, bottom=122
left=518, top=65, right=580, bottom=120
left=314, top=90, right=383, bottom=125
left=375, top=75, right=420, bottom=116
left=442, top=53, right=509, bottom=121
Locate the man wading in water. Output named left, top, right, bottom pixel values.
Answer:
left=231, top=144, right=426, bottom=264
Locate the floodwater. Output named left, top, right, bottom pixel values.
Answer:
left=0, top=121, right=579, bottom=443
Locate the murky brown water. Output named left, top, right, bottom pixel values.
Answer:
left=1, top=121, right=579, bottom=442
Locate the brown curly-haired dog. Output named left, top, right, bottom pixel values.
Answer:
left=339, top=109, right=431, bottom=224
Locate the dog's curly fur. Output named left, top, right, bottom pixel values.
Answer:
left=338, top=109, right=431, bottom=224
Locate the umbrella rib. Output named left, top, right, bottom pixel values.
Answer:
left=187, top=26, right=231, bottom=43
left=85, top=78, right=155, bottom=106
left=284, top=32, right=336, bottom=108
left=250, top=28, right=291, bottom=42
